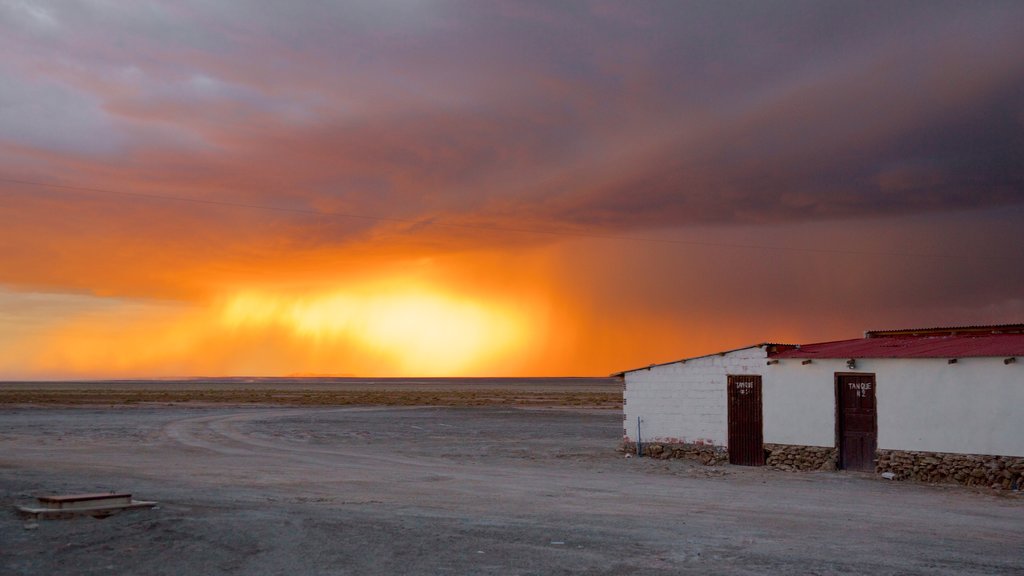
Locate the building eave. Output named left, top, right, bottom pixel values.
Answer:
left=611, top=343, right=795, bottom=377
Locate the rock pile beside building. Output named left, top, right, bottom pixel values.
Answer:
left=620, top=441, right=728, bottom=465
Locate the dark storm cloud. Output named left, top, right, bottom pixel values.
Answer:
left=1, top=0, right=1023, bottom=261
left=489, top=2, right=1024, bottom=228
left=2, top=1, right=1024, bottom=377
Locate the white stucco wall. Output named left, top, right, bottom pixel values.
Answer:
left=765, top=357, right=1024, bottom=456
left=871, top=357, right=1020, bottom=456
left=624, top=348, right=1023, bottom=457
left=622, top=346, right=766, bottom=448
left=761, top=360, right=841, bottom=447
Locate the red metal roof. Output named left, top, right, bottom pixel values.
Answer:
left=771, top=333, right=1024, bottom=359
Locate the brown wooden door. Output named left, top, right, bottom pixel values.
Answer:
left=727, top=375, right=764, bottom=466
left=836, top=373, right=877, bottom=471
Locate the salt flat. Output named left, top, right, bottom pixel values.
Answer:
left=1, top=405, right=1021, bottom=575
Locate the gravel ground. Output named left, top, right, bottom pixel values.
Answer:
left=1, top=406, right=1022, bottom=575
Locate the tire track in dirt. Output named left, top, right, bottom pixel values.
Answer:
left=160, top=408, right=501, bottom=483
left=160, top=407, right=862, bottom=523
left=158, top=408, right=626, bottom=497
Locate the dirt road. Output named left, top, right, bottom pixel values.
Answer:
left=2, top=406, right=1021, bottom=574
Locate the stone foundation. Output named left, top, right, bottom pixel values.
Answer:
left=764, top=444, right=837, bottom=471
left=876, top=450, right=1024, bottom=489
left=620, top=441, right=728, bottom=465
left=619, top=441, right=1024, bottom=489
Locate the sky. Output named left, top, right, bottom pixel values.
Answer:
left=1, top=1, right=1023, bottom=378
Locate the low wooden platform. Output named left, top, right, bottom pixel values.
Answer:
left=17, top=492, right=157, bottom=519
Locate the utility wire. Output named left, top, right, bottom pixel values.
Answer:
left=0, top=176, right=1014, bottom=261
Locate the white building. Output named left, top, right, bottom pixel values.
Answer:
left=616, top=325, right=1024, bottom=488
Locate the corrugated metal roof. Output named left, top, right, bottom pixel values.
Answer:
left=612, top=325, right=1023, bottom=375
left=864, top=323, right=1024, bottom=338
left=771, top=333, right=1024, bottom=359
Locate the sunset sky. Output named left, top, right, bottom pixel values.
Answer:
left=2, top=1, right=1023, bottom=378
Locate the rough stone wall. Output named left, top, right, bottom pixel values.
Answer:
left=876, top=450, right=1024, bottom=489
left=764, top=444, right=837, bottom=471
left=618, top=441, right=1024, bottom=490
left=620, top=441, right=728, bottom=465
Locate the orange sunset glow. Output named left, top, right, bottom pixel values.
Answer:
left=1, top=3, right=1023, bottom=378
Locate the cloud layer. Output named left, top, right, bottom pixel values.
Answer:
left=1, top=1, right=1022, bottom=376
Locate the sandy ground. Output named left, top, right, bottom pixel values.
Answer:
left=1, top=405, right=1022, bottom=575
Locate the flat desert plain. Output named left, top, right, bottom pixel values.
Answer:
left=1, top=379, right=1021, bottom=575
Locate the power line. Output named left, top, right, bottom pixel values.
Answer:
left=0, top=176, right=1014, bottom=261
